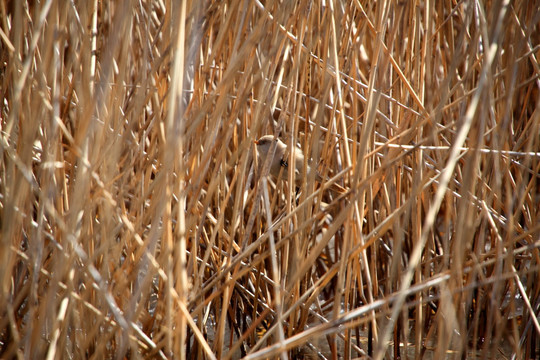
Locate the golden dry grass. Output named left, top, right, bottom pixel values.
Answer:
left=1, top=1, right=539, bottom=359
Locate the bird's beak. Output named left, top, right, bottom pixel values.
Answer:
left=254, top=139, right=260, bottom=145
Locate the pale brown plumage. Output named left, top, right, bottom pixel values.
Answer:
left=254, top=135, right=346, bottom=193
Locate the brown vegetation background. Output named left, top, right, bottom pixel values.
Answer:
left=1, top=1, right=539, bottom=359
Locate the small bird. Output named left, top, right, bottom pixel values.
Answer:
left=254, top=135, right=346, bottom=194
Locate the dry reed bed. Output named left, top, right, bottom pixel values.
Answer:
left=1, top=1, right=539, bottom=359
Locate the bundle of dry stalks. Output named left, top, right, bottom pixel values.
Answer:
left=1, top=1, right=539, bottom=359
